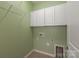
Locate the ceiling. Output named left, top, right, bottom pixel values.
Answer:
left=31, top=1, right=44, bottom=4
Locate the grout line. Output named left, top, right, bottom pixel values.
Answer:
left=0, top=5, right=13, bottom=23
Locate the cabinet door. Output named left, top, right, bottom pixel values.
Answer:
left=54, top=4, right=66, bottom=25
left=31, top=11, right=37, bottom=26
left=45, top=7, right=54, bottom=26
left=31, top=9, right=44, bottom=26
left=36, top=9, right=44, bottom=26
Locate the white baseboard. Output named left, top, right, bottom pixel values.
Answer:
left=33, top=49, right=55, bottom=57
left=24, top=49, right=34, bottom=58
left=24, top=49, right=55, bottom=58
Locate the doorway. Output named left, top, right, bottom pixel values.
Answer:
left=56, top=46, right=63, bottom=58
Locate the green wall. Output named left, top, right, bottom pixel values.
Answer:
left=32, top=26, right=67, bottom=57
left=32, top=1, right=66, bottom=10
left=32, top=1, right=67, bottom=57
left=0, top=1, right=67, bottom=58
left=0, top=1, right=33, bottom=57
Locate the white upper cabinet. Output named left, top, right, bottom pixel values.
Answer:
left=44, top=7, right=54, bottom=26
left=54, top=3, right=66, bottom=25
left=31, top=9, right=44, bottom=26
left=36, top=9, right=44, bottom=26
left=31, top=3, right=67, bottom=27
left=31, top=11, right=37, bottom=26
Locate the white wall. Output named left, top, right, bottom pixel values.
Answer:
left=66, top=1, right=79, bottom=58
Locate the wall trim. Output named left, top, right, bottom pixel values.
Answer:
left=24, top=46, right=67, bottom=58
left=33, top=49, right=55, bottom=57
left=54, top=44, right=66, bottom=57
left=24, top=49, right=34, bottom=58
left=24, top=49, right=55, bottom=58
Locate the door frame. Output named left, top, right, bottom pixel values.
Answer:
left=54, top=44, right=65, bottom=58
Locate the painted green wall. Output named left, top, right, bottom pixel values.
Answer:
left=0, top=1, right=33, bottom=57
left=32, top=1, right=67, bottom=57
left=0, top=1, right=67, bottom=58
left=32, top=1, right=66, bottom=10
left=32, top=26, right=67, bottom=57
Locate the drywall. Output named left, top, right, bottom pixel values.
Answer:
left=32, top=1, right=66, bottom=10
left=31, top=1, right=67, bottom=57
left=0, top=1, right=33, bottom=57
left=66, top=2, right=79, bottom=58
left=32, top=26, right=67, bottom=57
